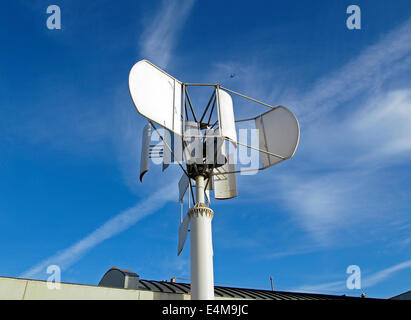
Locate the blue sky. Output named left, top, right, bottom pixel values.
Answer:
left=1, top=0, right=411, bottom=299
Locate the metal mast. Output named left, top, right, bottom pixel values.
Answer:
left=189, top=175, right=215, bottom=299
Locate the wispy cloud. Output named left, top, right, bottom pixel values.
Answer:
left=275, top=88, right=411, bottom=243
left=364, top=259, right=411, bottom=289
left=295, top=17, right=411, bottom=123
left=113, top=0, right=196, bottom=192
left=293, top=259, right=411, bottom=295
left=206, top=16, right=411, bottom=248
left=293, top=280, right=346, bottom=295
left=19, top=0, right=197, bottom=279
left=20, top=181, right=177, bottom=279
left=139, top=0, right=195, bottom=68
left=302, top=89, right=411, bottom=169
left=263, top=18, right=411, bottom=244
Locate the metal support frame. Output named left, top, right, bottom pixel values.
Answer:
left=147, top=81, right=297, bottom=300
left=131, top=61, right=299, bottom=301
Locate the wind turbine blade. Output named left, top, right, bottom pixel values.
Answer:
left=129, top=60, right=182, bottom=135
left=213, top=160, right=238, bottom=200
left=139, top=123, right=151, bottom=182
left=178, top=174, right=190, bottom=202
left=178, top=213, right=191, bottom=256
left=255, top=106, right=300, bottom=169
left=162, top=129, right=173, bottom=172
left=205, top=189, right=211, bottom=204
left=217, top=89, right=237, bottom=147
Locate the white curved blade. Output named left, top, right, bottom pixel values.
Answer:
left=139, top=123, right=151, bottom=182
left=255, top=106, right=300, bottom=169
left=205, top=189, right=211, bottom=204
left=162, top=129, right=173, bottom=172
left=178, top=213, right=191, bottom=256
left=178, top=174, right=190, bottom=202
left=129, top=60, right=182, bottom=135
left=213, top=161, right=238, bottom=200
left=217, top=89, right=237, bottom=146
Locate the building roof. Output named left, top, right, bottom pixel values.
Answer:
left=390, top=290, right=411, bottom=300
left=137, top=279, right=361, bottom=300
left=98, top=267, right=365, bottom=300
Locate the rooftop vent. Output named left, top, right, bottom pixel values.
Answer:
left=98, top=267, right=140, bottom=290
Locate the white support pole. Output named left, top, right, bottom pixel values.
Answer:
left=190, top=175, right=215, bottom=300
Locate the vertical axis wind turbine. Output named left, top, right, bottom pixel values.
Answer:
left=128, top=60, right=300, bottom=300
